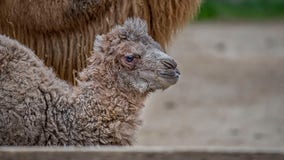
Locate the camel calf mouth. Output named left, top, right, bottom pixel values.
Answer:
left=158, top=69, right=180, bottom=79
left=157, top=68, right=180, bottom=86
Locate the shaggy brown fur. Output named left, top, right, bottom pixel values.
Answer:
left=0, top=18, right=180, bottom=145
left=0, top=0, right=200, bottom=84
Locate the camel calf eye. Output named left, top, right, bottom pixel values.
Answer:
left=125, top=55, right=134, bottom=62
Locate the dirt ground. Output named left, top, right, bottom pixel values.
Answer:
left=136, top=21, right=284, bottom=148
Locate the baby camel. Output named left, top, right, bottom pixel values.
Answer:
left=0, top=18, right=180, bottom=145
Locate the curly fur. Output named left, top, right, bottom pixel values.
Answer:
left=0, top=18, right=179, bottom=145
left=0, top=0, right=200, bottom=84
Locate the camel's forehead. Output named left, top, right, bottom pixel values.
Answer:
left=119, top=37, right=163, bottom=57
left=144, top=48, right=170, bottom=59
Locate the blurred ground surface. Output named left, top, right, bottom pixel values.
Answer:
left=136, top=21, right=284, bottom=148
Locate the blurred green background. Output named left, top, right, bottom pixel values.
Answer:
left=197, top=0, right=284, bottom=21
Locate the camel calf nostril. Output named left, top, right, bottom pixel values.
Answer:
left=161, top=59, right=177, bottom=69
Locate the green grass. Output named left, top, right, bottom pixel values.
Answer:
left=197, top=0, right=284, bottom=21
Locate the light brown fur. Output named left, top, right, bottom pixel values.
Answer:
left=0, top=18, right=180, bottom=145
left=0, top=0, right=200, bottom=84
